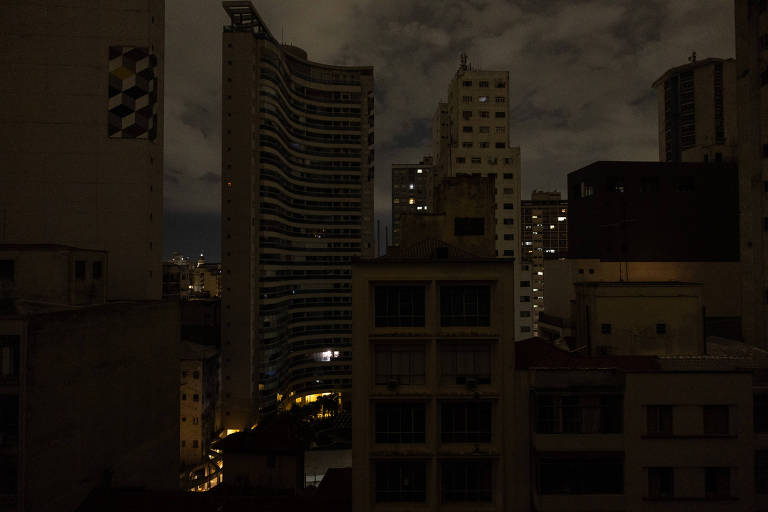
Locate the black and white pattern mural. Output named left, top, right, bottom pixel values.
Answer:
left=108, top=46, right=158, bottom=140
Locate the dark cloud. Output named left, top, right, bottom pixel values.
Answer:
left=164, top=0, right=734, bottom=252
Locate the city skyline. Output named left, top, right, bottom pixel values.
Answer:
left=164, top=0, right=734, bottom=260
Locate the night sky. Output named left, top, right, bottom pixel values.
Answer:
left=163, top=0, right=734, bottom=261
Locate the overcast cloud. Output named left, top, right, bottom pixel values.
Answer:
left=163, top=0, right=734, bottom=259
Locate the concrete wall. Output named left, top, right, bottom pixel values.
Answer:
left=0, top=1, right=164, bottom=301
left=19, top=301, right=179, bottom=512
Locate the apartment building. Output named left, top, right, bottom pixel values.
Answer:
left=180, top=342, right=219, bottom=467
left=0, top=1, right=165, bottom=301
left=351, top=240, right=516, bottom=510
left=221, top=1, right=375, bottom=428
left=653, top=57, right=737, bottom=163
left=391, top=157, right=433, bottom=247
left=431, top=55, right=524, bottom=337
left=520, top=191, right=568, bottom=336
left=735, top=0, right=768, bottom=349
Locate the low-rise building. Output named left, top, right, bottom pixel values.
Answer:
left=180, top=343, right=219, bottom=467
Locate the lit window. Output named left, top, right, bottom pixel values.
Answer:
left=558, top=216, right=566, bottom=221
left=550, top=225, right=555, bottom=229
left=417, top=168, right=423, bottom=174
left=424, top=206, right=428, bottom=211
left=393, top=198, right=400, bottom=204
left=478, top=96, right=488, bottom=103
left=525, top=242, right=533, bottom=246
left=409, top=198, right=415, bottom=205
left=409, top=184, right=414, bottom=189
left=532, top=215, right=538, bottom=219
left=537, top=271, right=543, bottom=276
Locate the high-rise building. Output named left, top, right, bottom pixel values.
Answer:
left=0, top=1, right=165, bottom=301
left=521, top=191, right=568, bottom=336
left=735, top=0, right=768, bottom=349
left=431, top=54, right=524, bottom=336
left=652, top=57, right=737, bottom=163
left=391, top=157, right=433, bottom=247
left=221, top=1, right=375, bottom=428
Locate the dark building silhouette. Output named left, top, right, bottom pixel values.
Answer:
left=568, top=161, right=739, bottom=262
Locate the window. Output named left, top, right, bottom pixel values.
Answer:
left=495, top=126, right=505, bottom=134
left=192, top=394, right=199, bottom=402
left=478, top=96, right=488, bottom=103
left=520, top=310, right=531, bottom=317
left=181, top=440, right=186, bottom=447
left=192, top=371, right=200, bottom=379
left=92, top=261, right=103, bottom=280
left=470, top=157, right=481, bottom=164
left=503, top=203, right=514, bottom=210
left=0, top=395, right=18, bottom=449
left=375, top=403, right=425, bottom=443
left=495, top=111, right=506, bottom=118
left=442, top=461, right=492, bottom=502
left=495, top=96, right=505, bottom=103
left=456, top=157, right=466, bottom=163
left=0, top=260, right=14, bottom=281
left=479, top=80, right=489, bottom=87
left=537, top=456, right=624, bottom=494
left=503, top=218, right=514, bottom=225
left=461, top=141, right=472, bottom=148
left=462, top=110, right=472, bottom=120
left=496, top=81, right=505, bottom=88
left=440, top=285, right=490, bottom=327
left=479, top=126, right=490, bottom=133
left=520, top=295, right=530, bottom=302
left=601, top=323, right=611, bottom=334
left=375, top=345, right=425, bottom=385
left=440, top=344, right=491, bottom=384
left=656, top=323, right=667, bottom=334
left=648, top=467, right=674, bottom=499
left=375, top=462, right=426, bottom=502
left=702, top=405, right=729, bottom=435
left=495, top=142, right=505, bottom=148
left=462, top=80, right=472, bottom=86
left=441, top=401, right=491, bottom=442
left=0, top=336, right=19, bottom=382
left=462, top=126, right=472, bottom=133
left=375, top=286, right=425, bottom=327
left=520, top=280, right=530, bottom=287
left=755, top=393, right=768, bottom=432
left=480, top=110, right=489, bottom=118
left=705, top=467, right=731, bottom=499
left=757, top=451, right=768, bottom=494
left=454, top=217, right=484, bottom=236
left=535, top=393, right=623, bottom=434
left=462, top=95, right=472, bottom=103
left=503, top=234, right=514, bottom=241
left=192, top=440, right=199, bottom=448
left=607, top=176, right=624, bottom=193
left=579, top=181, right=594, bottom=198
left=480, top=141, right=489, bottom=148
left=647, top=405, right=673, bottom=435
left=181, top=393, right=186, bottom=400
left=75, top=260, right=86, bottom=280
left=503, top=172, right=514, bottom=179
left=521, top=326, right=531, bottom=332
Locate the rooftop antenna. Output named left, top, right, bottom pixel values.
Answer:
left=688, top=51, right=696, bottom=63
left=459, top=52, right=468, bottom=72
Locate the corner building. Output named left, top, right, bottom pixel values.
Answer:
left=221, top=2, right=374, bottom=428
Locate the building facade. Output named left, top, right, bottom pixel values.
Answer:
left=0, top=1, right=165, bottom=301
left=221, top=1, right=375, bottom=428
left=180, top=342, right=219, bottom=468
left=653, top=57, right=737, bottom=163
left=735, top=0, right=768, bottom=349
left=391, top=157, right=433, bottom=247
left=520, top=191, right=568, bottom=336
left=351, top=242, right=516, bottom=510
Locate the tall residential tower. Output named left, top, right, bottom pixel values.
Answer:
left=221, top=1, right=374, bottom=429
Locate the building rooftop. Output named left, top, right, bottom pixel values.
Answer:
left=364, top=239, right=507, bottom=263
left=652, top=57, right=734, bottom=87
left=0, top=243, right=106, bottom=253
left=213, top=420, right=302, bottom=454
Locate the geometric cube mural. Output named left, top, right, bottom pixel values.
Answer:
left=108, top=46, right=158, bottom=140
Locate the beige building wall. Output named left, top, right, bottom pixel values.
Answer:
left=0, top=1, right=164, bottom=301
left=352, top=256, right=516, bottom=511
left=735, top=0, right=768, bottom=349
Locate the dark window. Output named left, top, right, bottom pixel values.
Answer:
left=648, top=467, right=674, bottom=499
left=656, top=323, right=667, bottom=334
left=375, top=403, right=425, bottom=443
left=755, top=393, right=768, bottom=432
left=375, top=462, right=426, bottom=502
left=537, top=455, right=624, bottom=494
left=495, top=111, right=505, bottom=118
left=702, top=405, right=729, bottom=435
left=442, top=461, right=492, bottom=502
left=440, top=344, right=491, bottom=385
left=456, top=157, right=466, bottom=163
left=479, top=80, right=489, bottom=87
left=192, top=394, right=199, bottom=402
left=601, top=323, right=611, bottom=334
left=92, top=261, right=103, bottom=280
left=756, top=451, right=768, bottom=494
left=503, top=173, right=514, bottom=179
left=503, top=203, right=514, bottom=210
left=503, top=218, right=514, bottom=225
left=647, top=405, right=673, bottom=435
left=192, top=371, right=200, bottom=379
left=440, top=285, right=490, bottom=327
left=454, top=217, right=484, bottom=236
left=374, top=345, right=425, bottom=385
left=181, top=394, right=186, bottom=400
left=462, top=80, right=472, bottom=86
left=441, top=401, right=491, bottom=443
left=375, top=286, right=425, bottom=327
left=75, top=260, right=86, bottom=280
left=503, top=234, right=514, bottom=240
left=520, top=295, right=530, bottom=302
left=0, top=394, right=19, bottom=449
left=520, top=311, right=531, bottom=317
left=580, top=181, right=594, bottom=198
left=705, top=467, right=730, bottom=499
left=0, top=260, right=14, bottom=281
left=462, top=126, right=473, bottom=133
left=520, top=281, right=530, bottom=287
left=535, top=393, right=623, bottom=434
left=607, top=176, right=624, bottom=193
left=0, top=335, right=20, bottom=382
left=192, top=440, right=199, bottom=448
